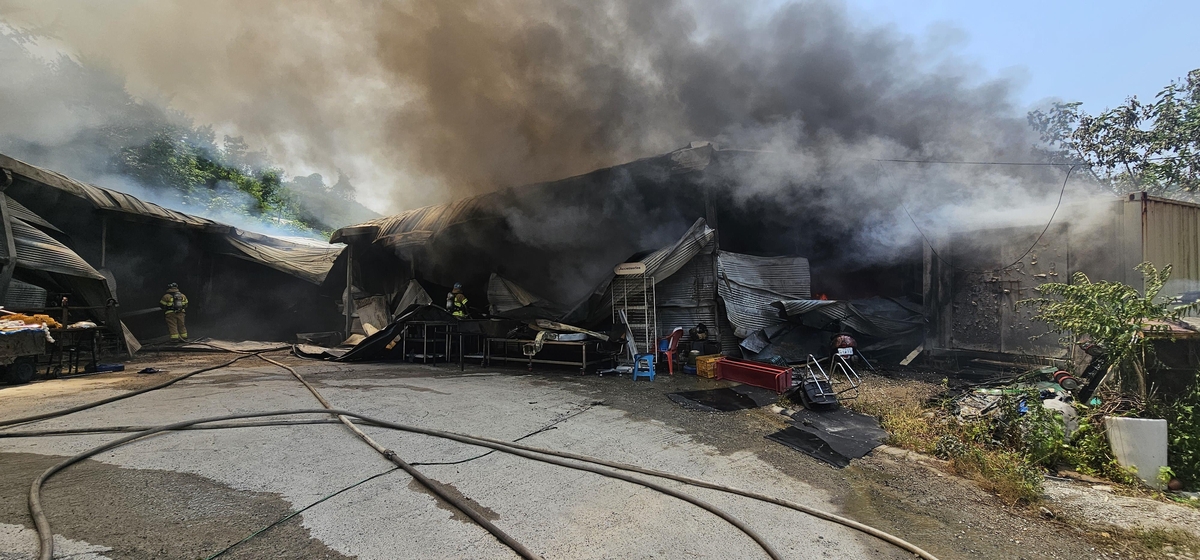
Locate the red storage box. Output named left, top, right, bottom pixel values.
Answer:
left=715, top=358, right=790, bottom=393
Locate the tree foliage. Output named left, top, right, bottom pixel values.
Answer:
left=0, top=31, right=367, bottom=236
left=1028, top=69, right=1200, bottom=196
left=1024, top=263, right=1185, bottom=372
left=109, top=124, right=361, bottom=234
left=1151, top=378, right=1200, bottom=489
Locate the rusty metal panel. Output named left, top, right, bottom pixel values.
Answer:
left=997, top=223, right=1069, bottom=356
left=940, top=223, right=1071, bottom=356
left=1142, top=196, right=1200, bottom=296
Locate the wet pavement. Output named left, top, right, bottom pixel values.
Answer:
left=0, top=351, right=1181, bottom=559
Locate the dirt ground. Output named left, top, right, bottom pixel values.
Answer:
left=1, top=348, right=1198, bottom=559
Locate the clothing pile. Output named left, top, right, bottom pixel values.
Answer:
left=0, top=313, right=62, bottom=329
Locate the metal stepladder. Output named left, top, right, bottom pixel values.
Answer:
left=611, top=270, right=656, bottom=366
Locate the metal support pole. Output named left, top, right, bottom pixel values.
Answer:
left=0, top=169, right=17, bottom=303
left=343, top=245, right=354, bottom=340
left=100, top=216, right=107, bottom=268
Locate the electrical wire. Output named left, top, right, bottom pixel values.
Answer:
left=874, top=158, right=1080, bottom=166
left=205, top=467, right=401, bottom=559
left=874, top=155, right=1184, bottom=165
left=875, top=161, right=1076, bottom=275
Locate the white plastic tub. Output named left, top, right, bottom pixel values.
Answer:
left=1106, top=417, right=1169, bottom=488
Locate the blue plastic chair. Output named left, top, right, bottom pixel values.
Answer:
left=632, top=353, right=656, bottom=381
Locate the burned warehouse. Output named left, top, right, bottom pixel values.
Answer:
left=0, top=153, right=346, bottom=357
left=324, top=143, right=941, bottom=371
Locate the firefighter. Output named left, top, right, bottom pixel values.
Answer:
left=159, top=283, right=189, bottom=342
left=446, top=282, right=469, bottom=319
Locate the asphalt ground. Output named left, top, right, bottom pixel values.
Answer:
left=0, top=351, right=1180, bottom=559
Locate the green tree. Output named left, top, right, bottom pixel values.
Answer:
left=112, top=127, right=207, bottom=193
left=1023, top=262, right=1192, bottom=391
left=1028, top=69, right=1200, bottom=196
left=330, top=171, right=356, bottom=201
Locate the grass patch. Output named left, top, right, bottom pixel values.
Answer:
left=1136, top=527, right=1199, bottom=552
left=846, top=374, right=1149, bottom=505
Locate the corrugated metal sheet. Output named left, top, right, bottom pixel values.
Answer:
left=394, top=279, right=433, bottom=315
left=0, top=153, right=223, bottom=230
left=12, top=217, right=105, bottom=280
left=223, top=232, right=344, bottom=285
left=641, top=218, right=717, bottom=282
left=716, top=252, right=810, bottom=338
left=584, top=218, right=717, bottom=324
left=488, top=273, right=545, bottom=313
left=3, top=279, right=47, bottom=308
left=774, top=298, right=921, bottom=339
left=656, top=250, right=717, bottom=339
left=1141, top=195, right=1200, bottom=295
left=1, top=153, right=346, bottom=285
left=7, top=198, right=60, bottom=233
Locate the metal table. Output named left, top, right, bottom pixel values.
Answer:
left=455, top=331, right=488, bottom=371
left=47, top=327, right=100, bottom=376
left=400, top=321, right=455, bottom=365
left=484, top=338, right=610, bottom=374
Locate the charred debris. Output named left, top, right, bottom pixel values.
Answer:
left=5, top=143, right=1200, bottom=401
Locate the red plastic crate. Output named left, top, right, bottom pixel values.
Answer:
left=715, top=358, right=790, bottom=393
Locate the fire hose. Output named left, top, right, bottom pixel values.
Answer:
left=8, top=350, right=939, bottom=560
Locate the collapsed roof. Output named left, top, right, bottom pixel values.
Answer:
left=0, top=153, right=350, bottom=344
left=1, top=200, right=138, bottom=352
left=0, top=153, right=344, bottom=286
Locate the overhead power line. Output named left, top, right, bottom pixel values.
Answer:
left=875, top=162, right=1077, bottom=275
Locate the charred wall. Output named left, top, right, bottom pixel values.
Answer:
left=334, top=149, right=925, bottom=324
left=6, top=176, right=339, bottom=342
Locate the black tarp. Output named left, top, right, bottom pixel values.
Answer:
left=766, top=408, right=888, bottom=468
left=332, top=305, right=460, bottom=362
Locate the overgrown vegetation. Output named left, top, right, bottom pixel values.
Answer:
left=1026, top=262, right=1179, bottom=376
left=110, top=125, right=359, bottom=235
left=1027, top=262, right=1200, bottom=490
left=1150, top=376, right=1200, bottom=489
left=849, top=263, right=1200, bottom=505
left=853, top=385, right=1141, bottom=504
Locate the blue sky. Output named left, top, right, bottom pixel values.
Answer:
left=835, top=0, right=1200, bottom=113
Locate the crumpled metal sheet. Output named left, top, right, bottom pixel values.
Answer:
left=772, top=297, right=921, bottom=339
left=582, top=217, right=717, bottom=324
left=1, top=153, right=221, bottom=230
left=393, top=279, right=433, bottom=317
left=7, top=198, right=60, bottom=233
left=716, top=252, right=810, bottom=338
left=223, top=232, right=344, bottom=285
left=2, top=153, right=344, bottom=285
left=12, top=217, right=105, bottom=280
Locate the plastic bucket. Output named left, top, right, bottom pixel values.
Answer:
left=1106, top=417, right=1168, bottom=488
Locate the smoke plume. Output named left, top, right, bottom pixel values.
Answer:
left=0, top=0, right=1076, bottom=218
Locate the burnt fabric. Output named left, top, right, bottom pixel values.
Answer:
left=766, top=408, right=887, bottom=468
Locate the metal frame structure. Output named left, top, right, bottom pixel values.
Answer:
left=611, top=272, right=656, bottom=363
